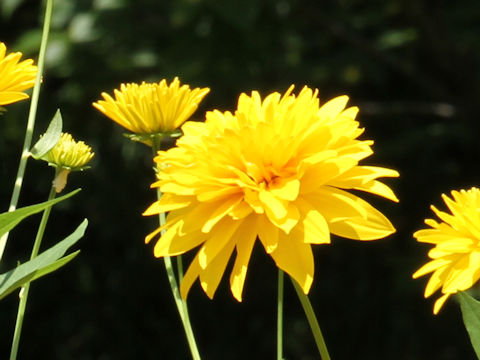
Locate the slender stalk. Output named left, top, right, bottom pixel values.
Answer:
left=10, top=172, right=57, bottom=360
left=151, top=138, right=201, bottom=360
left=177, top=255, right=184, bottom=282
left=277, top=269, right=284, bottom=360
left=0, top=0, right=54, bottom=262
left=291, top=277, right=331, bottom=360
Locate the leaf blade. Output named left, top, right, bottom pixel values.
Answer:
left=0, top=219, right=88, bottom=300
left=0, top=188, right=81, bottom=238
left=458, top=291, right=480, bottom=359
left=30, top=108, right=63, bottom=159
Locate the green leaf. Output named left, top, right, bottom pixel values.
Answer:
left=0, top=188, right=81, bottom=238
left=30, top=109, right=63, bottom=159
left=0, top=219, right=88, bottom=300
left=458, top=291, right=480, bottom=359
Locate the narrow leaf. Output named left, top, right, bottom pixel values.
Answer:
left=458, top=291, right=480, bottom=359
left=30, top=108, right=63, bottom=159
left=0, top=188, right=81, bottom=238
left=0, top=219, right=88, bottom=300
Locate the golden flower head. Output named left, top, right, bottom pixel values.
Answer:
left=43, top=132, right=95, bottom=171
left=92, top=77, right=210, bottom=144
left=144, top=85, right=399, bottom=301
left=0, top=42, right=37, bottom=106
left=413, top=187, right=480, bottom=314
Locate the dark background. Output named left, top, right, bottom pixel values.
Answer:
left=1, top=0, right=480, bottom=359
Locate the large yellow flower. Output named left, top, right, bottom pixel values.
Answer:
left=0, top=42, right=37, bottom=106
left=413, top=187, right=480, bottom=314
left=144, top=85, right=399, bottom=301
left=92, top=77, right=210, bottom=139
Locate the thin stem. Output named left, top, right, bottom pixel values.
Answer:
left=10, top=171, right=57, bottom=360
left=277, top=269, right=284, bottom=360
left=0, top=0, right=54, bottom=262
left=151, top=138, right=201, bottom=360
left=291, top=277, right=331, bottom=360
left=177, top=255, right=184, bottom=282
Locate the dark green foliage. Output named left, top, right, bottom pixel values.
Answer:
left=1, top=0, right=480, bottom=358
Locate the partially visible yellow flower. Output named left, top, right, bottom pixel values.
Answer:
left=413, top=187, right=480, bottom=314
left=41, top=132, right=94, bottom=193
left=92, top=77, right=210, bottom=142
left=144, top=85, right=399, bottom=301
left=44, top=132, right=94, bottom=171
left=0, top=42, right=37, bottom=106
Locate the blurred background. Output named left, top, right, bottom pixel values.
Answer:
left=1, top=0, right=480, bottom=358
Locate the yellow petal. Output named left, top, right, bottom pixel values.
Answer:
left=412, top=258, right=450, bottom=279
left=258, top=215, right=279, bottom=253
left=229, top=216, right=258, bottom=301
left=329, top=211, right=395, bottom=240
left=201, top=195, right=242, bottom=232
left=307, top=187, right=367, bottom=222
left=0, top=91, right=29, bottom=105
left=269, top=177, right=300, bottom=201
left=424, top=266, right=450, bottom=297
left=269, top=231, right=314, bottom=294
left=200, top=240, right=236, bottom=299
left=354, top=180, right=399, bottom=202
left=317, top=188, right=395, bottom=240
left=296, top=197, right=330, bottom=244
left=436, top=237, right=475, bottom=253
left=180, top=254, right=202, bottom=299
left=198, top=218, right=241, bottom=269
left=433, top=293, right=450, bottom=314
left=330, top=165, right=399, bottom=186
left=143, top=193, right=192, bottom=216
left=259, top=189, right=288, bottom=220
left=264, top=202, right=300, bottom=234
left=196, top=186, right=241, bottom=202
left=442, top=251, right=480, bottom=293
left=229, top=200, right=254, bottom=220
left=318, top=95, right=349, bottom=121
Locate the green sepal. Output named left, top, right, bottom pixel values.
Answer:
left=123, top=129, right=182, bottom=146
left=0, top=188, right=81, bottom=238
left=46, top=162, right=92, bottom=172
left=0, top=219, right=88, bottom=300
left=30, top=108, right=63, bottom=159
left=458, top=291, right=480, bottom=359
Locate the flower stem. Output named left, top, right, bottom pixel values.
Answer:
left=0, top=0, right=54, bottom=263
left=291, top=277, right=331, bottom=360
left=152, top=138, right=201, bottom=360
left=277, top=269, right=284, bottom=360
left=177, top=255, right=184, bottom=282
left=10, top=171, right=57, bottom=360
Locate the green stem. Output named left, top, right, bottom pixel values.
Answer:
left=177, top=255, right=184, bottom=282
left=10, top=171, right=57, bottom=360
left=291, top=277, right=331, bottom=360
left=277, top=269, right=284, bottom=360
left=152, top=138, right=201, bottom=360
left=0, top=0, right=54, bottom=263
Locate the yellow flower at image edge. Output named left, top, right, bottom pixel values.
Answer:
left=144, top=85, right=399, bottom=301
left=413, top=187, right=480, bottom=314
left=43, top=133, right=95, bottom=192
left=0, top=42, right=37, bottom=106
left=92, top=77, right=210, bottom=142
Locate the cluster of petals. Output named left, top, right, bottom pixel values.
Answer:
left=413, top=187, right=480, bottom=314
left=44, top=132, right=95, bottom=171
left=144, top=85, right=399, bottom=301
left=93, top=77, right=210, bottom=137
left=0, top=42, right=37, bottom=106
